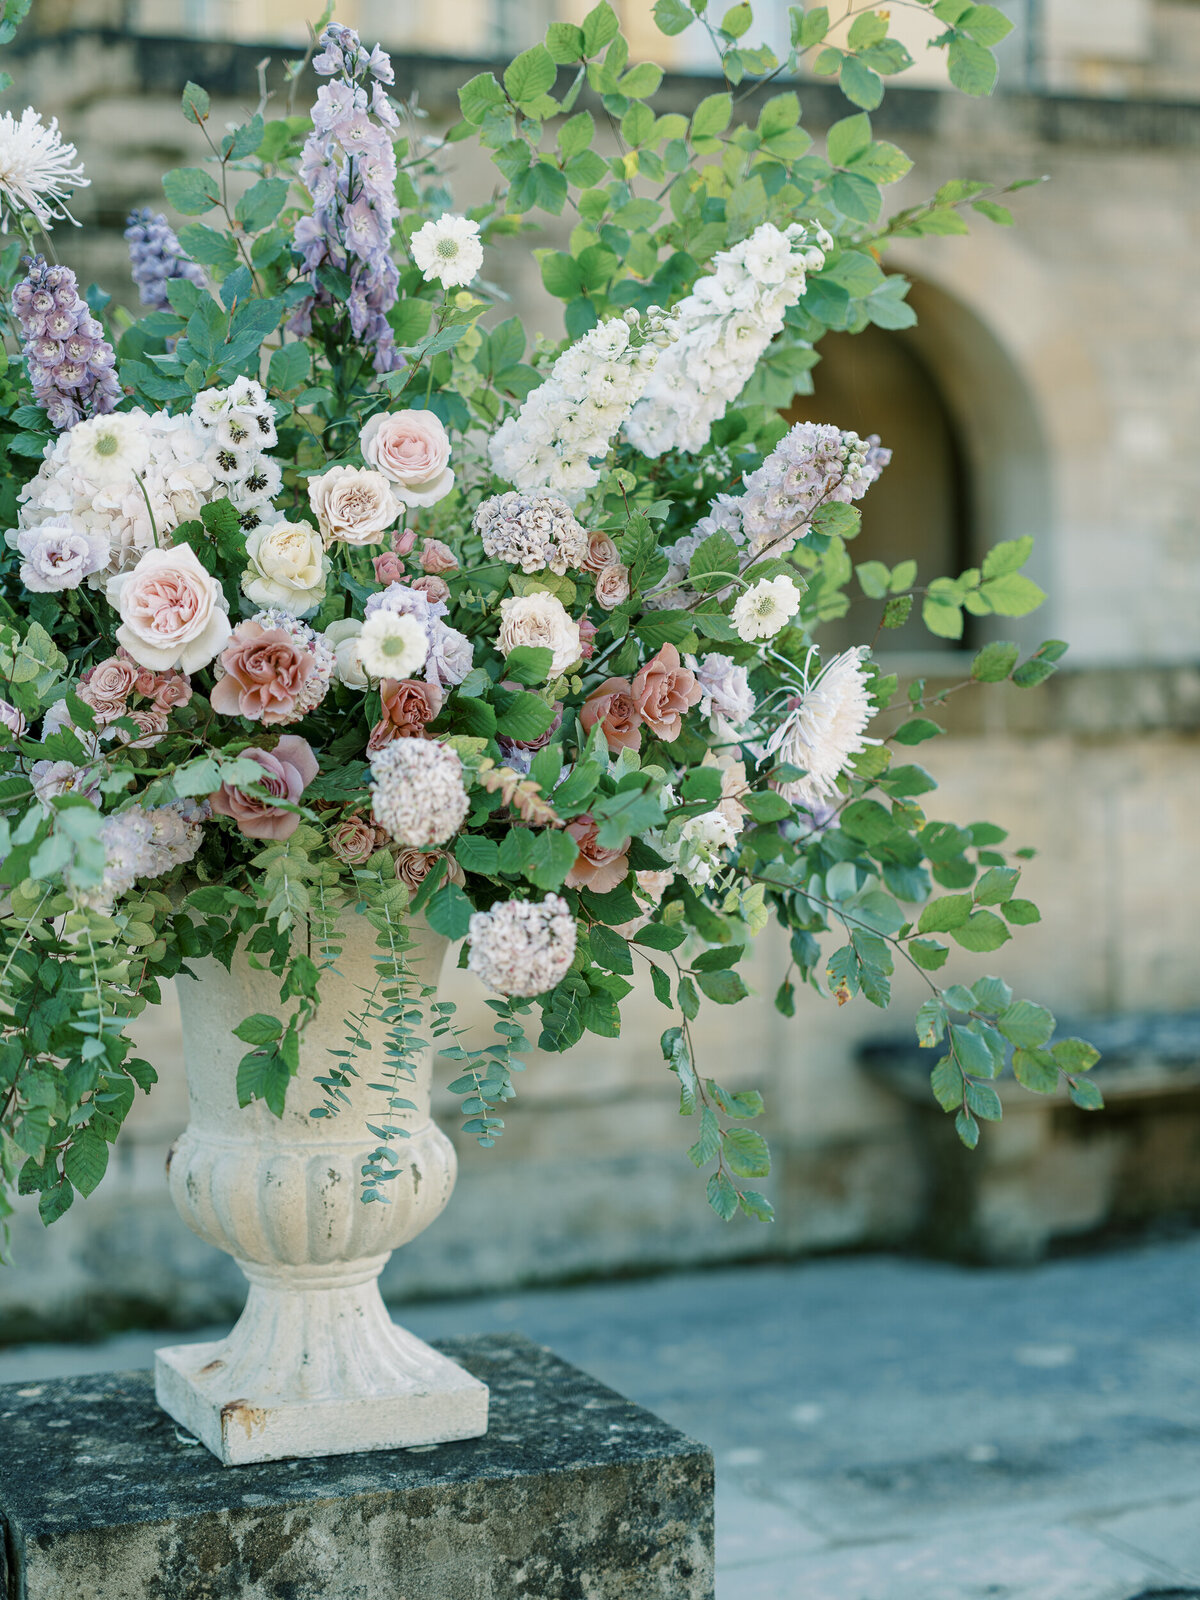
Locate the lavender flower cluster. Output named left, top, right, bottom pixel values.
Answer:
left=123, top=209, right=206, bottom=311
left=10, top=256, right=119, bottom=431
left=289, top=23, right=403, bottom=374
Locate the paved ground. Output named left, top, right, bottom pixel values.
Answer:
left=2, top=1236, right=1199, bottom=1599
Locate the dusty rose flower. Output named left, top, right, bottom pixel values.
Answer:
left=582, top=533, right=619, bottom=575
left=209, top=735, right=317, bottom=841
left=111, top=707, right=168, bottom=749
left=580, top=677, right=641, bottom=754
left=372, top=550, right=406, bottom=586
left=210, top=619, right=313, bottom=726
left=393, top=528, right=417, bottom=557
left=393, top=847, right=465, bottom=893
left=81, top=657, right=138, bottom=708
left=594, top=563, right=631, bottom=612
left=117, top=648, right=158, bottom=697
left=578, top=617, right=597, bottom=660
left=631, top=643, right=702, bottom=743
left=421, top=537, right=457, bottom=575
left=367, top=677, right=443, bottom=753
left=106, top=545, right=231, bottom=674
left=307, top=464, right=402, bottom=547
left=411, top=574, right=450, bottom=605
left=151, top=673, right=192, bottom=711
left=564, top=814, right=630, bottom=895
left=359, top=409, right=454, bottom=507
left=329, top=814, right=381, bottom=865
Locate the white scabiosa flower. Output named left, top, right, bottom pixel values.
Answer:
left=763, top=647, right=877, bottom=809
left=357, top=610, right=429, bottom=680
left=731, top=575, right=802, bottom=642
left=467, top=893, right=577, bottom=998
left=65, top=413, right=151, bottom=488
left=410, top=212, right=484, bottom=288
left=0, top=107, right=89, bottom=231
left=370, top=737, right=469, bottom=847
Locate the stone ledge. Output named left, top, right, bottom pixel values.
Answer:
left=0, top=1334, right=714, bottom=1600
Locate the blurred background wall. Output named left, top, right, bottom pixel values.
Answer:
left=1, top=0, right=1198, bottom=1338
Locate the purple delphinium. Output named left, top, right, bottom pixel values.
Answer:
left=290, top=23, right=403, bottom=375
left=10, top=255, right=120, bottom=431
left=124, top=208, right=206, bottom=310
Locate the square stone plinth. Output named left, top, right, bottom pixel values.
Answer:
left=0, top=1334, right=714, bottom=1600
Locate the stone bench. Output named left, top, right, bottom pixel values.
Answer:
left=861, top=1011, right=1200, bottom=1263
left=0, top=1334, right=714, bottom=1600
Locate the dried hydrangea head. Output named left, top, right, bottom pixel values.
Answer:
left=369, top=737, right=469, bottom=847
left=473, top=490, right=589, bottom=576
left=467, top=894, right=577, bottom=999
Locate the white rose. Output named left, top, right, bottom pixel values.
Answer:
left=359, top=410, right=454, bottom=508
left=241, top=520, right=328, bottom=615
left=306, top=465, right=401, bottom=547
left=497, top=592, right=581, bottom=680
left=105, top=544, right=231, bottom=673
left=323, top=618, right=369, bottom=690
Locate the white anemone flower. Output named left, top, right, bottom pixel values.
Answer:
left=0, top=108, right=89, bottom=232
left=762, top=647, right=877, bottom=809
left=731, top=574, right=802, bottom=642
left=410, top=213, right=484, bottom=288
left=357, top=610, right=429, bottom=680
left=65, top=413, right=152, bottom=488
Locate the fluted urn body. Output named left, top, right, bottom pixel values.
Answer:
left=154, top=915, right=488, bottom=1466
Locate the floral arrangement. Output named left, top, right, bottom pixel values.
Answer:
left=0, top=1, right=1101, bottom=1238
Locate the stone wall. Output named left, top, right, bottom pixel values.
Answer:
left=0, top=33, right=1197, bottom=1334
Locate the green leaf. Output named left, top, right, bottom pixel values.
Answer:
left=955, top=1108, right=980, bottom=1148
left=917, top=894, right=973, bottom=934
left=525, top=827, right=580, bottom=890
left=688, top=1105, right=721, bottom=1167
left=930, top=1054, right=962, bottom=1108
left=688, top=530, right=740, bottom=592
left=950, top=910, right=1011, bottom=953
left=233, top=1013, right=283, bottom=1046
left=959, top=3, right=1012, bottom=45
left=974, top=866, right=1019, bottom=905
left=979, top=572, right=1046, bottom=617
left=971, top=641, right=1019, bottom=683
left=1053, top=1037, right=1101, bottom=1073
left=798, top=6, right=830, bottom=46
left=540, top=251, right=586, bottom=299
left=909, top=937, right=949, bottom=971
left=455, top=835, right=499, bottom=876
left=582, top=0, right=620, bottom=54
left=1069, top=1078, right=1104, bottom=1111
left=496, top=691, right=556, bottom=743
left=922, top=595, right=964, bottom=639
left=235, top=177, right=288, bottom=234
left=696, top=968, right=750, bottom=1005
left=827, top=111, right=871, bottom=167
left=425, top=883, right=473, bottom=940
left=839, top=55, right=883, bottom=110
left=1012, top=1048, right=1058, bottom=1094
left=743, top=790, right=792, bottom=823
left=63, top=1129, right=109, bottom=1197
left=268, top=341, right=310, bottom=392
left=706, top=1169, right=739, bottom=1221
left=590, top=923, right=634, bottom=975
left=502, top=645, right=555, bottom=684
left=162, top=166, right=220, bottom=216
left=459, top=72, right=506, bottom=124
left=997, top=999, right=1054, bottom=1048
left=738, top=1189, right=775, bottom=1222
left=965, top=1080, right=1002, bottom=1121
left=1002, top=898, right=1041, bottom=925
left=181, top=80, right=210, bottom=123
left=948, top=35, right=998, bottom=95
left=654, top=0, right=694, bottom=34
left=893, top=718, right=943, bottom=746
left=546, top=21, right=585, bottom=61
left=505, top=44, right=557, bottom=106
left=691, top=92, right=733, bottom=140
left=39, top=1180, right=74, bottom=1225
left=722, top=1125, right=770, bottom=1178
left=558, top=110, right=595, bottom=160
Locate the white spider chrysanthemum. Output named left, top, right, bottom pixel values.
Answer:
left=357, top=610, right=429, bottom=680
left=762, top=647, right=877, bottom=809
left=467, top=894, right=577, bottom=998
left=410, top=213, right=484, bottom=288
left=370, top=738, right=469, bottom=847
left=0, top=107, right=89, bottom=232
left=731, top=574, right=802, bottom=642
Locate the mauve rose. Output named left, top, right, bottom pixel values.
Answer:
left=582, top=533, right=619, bottom=576
left=210, top=735, right=318, bottom=841
left=393, top=528, right=417, bottom=557
left=307, top=464, right=402, bottom=547
left=421, top=537, right=458, bottom=574
left=82, top=657, right=138, bottom=704
left=111, top=707, right=168, bottom=749
left=631, top=643, right=702, bottom=743
left=151, top=673, right=192, bottom=711
left=367, top=677, right=443, bottom=753
left=210, top=619, right=313, bottom=726
left=329, top=814, right=380, bottom=865
left=411, top=574, right=450, bottom=605
left=359, top=410, right=454, bottom=507
left=393, top=847, right=465, bottom=893
left=117, top=648, right=158, bottom=698
left=594, top=563, right=631, bottom=612
left=106, top=544, right=231, bottom=674
left=373, top=551, right=406, bottom=586
left=580, top=677, right=641, bottom=754
left=0, top=700, right=27, bottom=741
left=578, top=617, right=597, bottom=660
left=564, top=814, right=631, bottom=895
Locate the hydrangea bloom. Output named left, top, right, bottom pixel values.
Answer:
left=692, top=652, right=756, bottom=734
left=624, top=222, right=831, bottom=458
left=473, top=490, right=589, bottom=575
left=760, top=647, right=877, bottom=809
left=79, top=798, right=208, bottom=912
left=123, top=209, right=206, bottom=310
left=0, top=107, right=89, bottom=231
left=289, top=23, right=403, bottom=374
left=10, top=256, right=120, bottom=431
left=489, top=313, right=670, bottom=498
left=369, top=737, right=469, bottom=847
left=467, top=894, right=577, bottom=998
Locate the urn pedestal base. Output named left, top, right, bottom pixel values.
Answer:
left=154, top=1259, right=488, bottom=1466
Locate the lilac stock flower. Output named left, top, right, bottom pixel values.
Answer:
left=124, top=209, right=206, bottom=311
left=10, top=256, right=120, bottom=431
left=14, top=517, right=108, bottom=592
left=289, top=24, right=403, bottom=375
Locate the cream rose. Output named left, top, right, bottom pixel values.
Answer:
left=307, top=465, right=402, bottom=547
left=323, top=618, right=369, bottom=690
left=359, top=409, right=454, bottom=508
left=497, top=592, right=581, bottom=680
left=241, top=519, right=328, bottom=615
left=106, top=545, right=231, bottom=673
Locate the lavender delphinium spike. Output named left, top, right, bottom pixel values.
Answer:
left=289, top=22, right=403, bottom=375
left=10, top=255, right=120, bottom=431
left=124, top=208, right=205, bottom=310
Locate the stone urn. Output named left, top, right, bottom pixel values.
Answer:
left=154, top=915, right=488, bottom=1466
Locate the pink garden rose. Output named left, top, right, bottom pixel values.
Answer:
left=210, top=619, right=312, bottom=726
left=106, top=545, right=231, bottom=673
left=580, top=677, right=641, bottom=754
left=367, top=677, right=443, bottom=753
left=79, top=656, right=138, bottom=720
left=328, top=814, right=386, bottom=865
left=372, top=550, right=407, bottom=586
left=359, top=409, right=454, bottom=507
left=582, top=533, right=619, bottom=576
left=420, top=537, right=458, bottom=574
left=594, top=563, right=631, bottom=612
left=411, top=574, right=450, bottom=606
left=210, top=736, right=318, bottom=841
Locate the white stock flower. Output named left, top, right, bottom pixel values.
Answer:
left=497, top=592, right=581, bottom=679
left=0, top=107, right=89, bottom=231
left=410, top=213, right=484, bottom=288
left=732, top=575, right=802, bottom=642
left=370, top=737, right=469, bottom=847
left=241, top=520, right=327, bottom=615
left=763, top=647, right=877, bottom=809
left=467, top=894, right=577, bottom=999
left=357, top=610, right=429, bottom=680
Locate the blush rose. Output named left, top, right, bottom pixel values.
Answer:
left=580, top=677, right=641, bottom=754
left=106, top=544, right=231, bottom=674
left=210, top=736, right=318, bottom=841
left=564, top=814, right=631, bottom=895
left=359, top=410, right=454, bottom=507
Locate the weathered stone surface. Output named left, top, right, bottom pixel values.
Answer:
left=0, top=1335, right=714, bottom=1600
